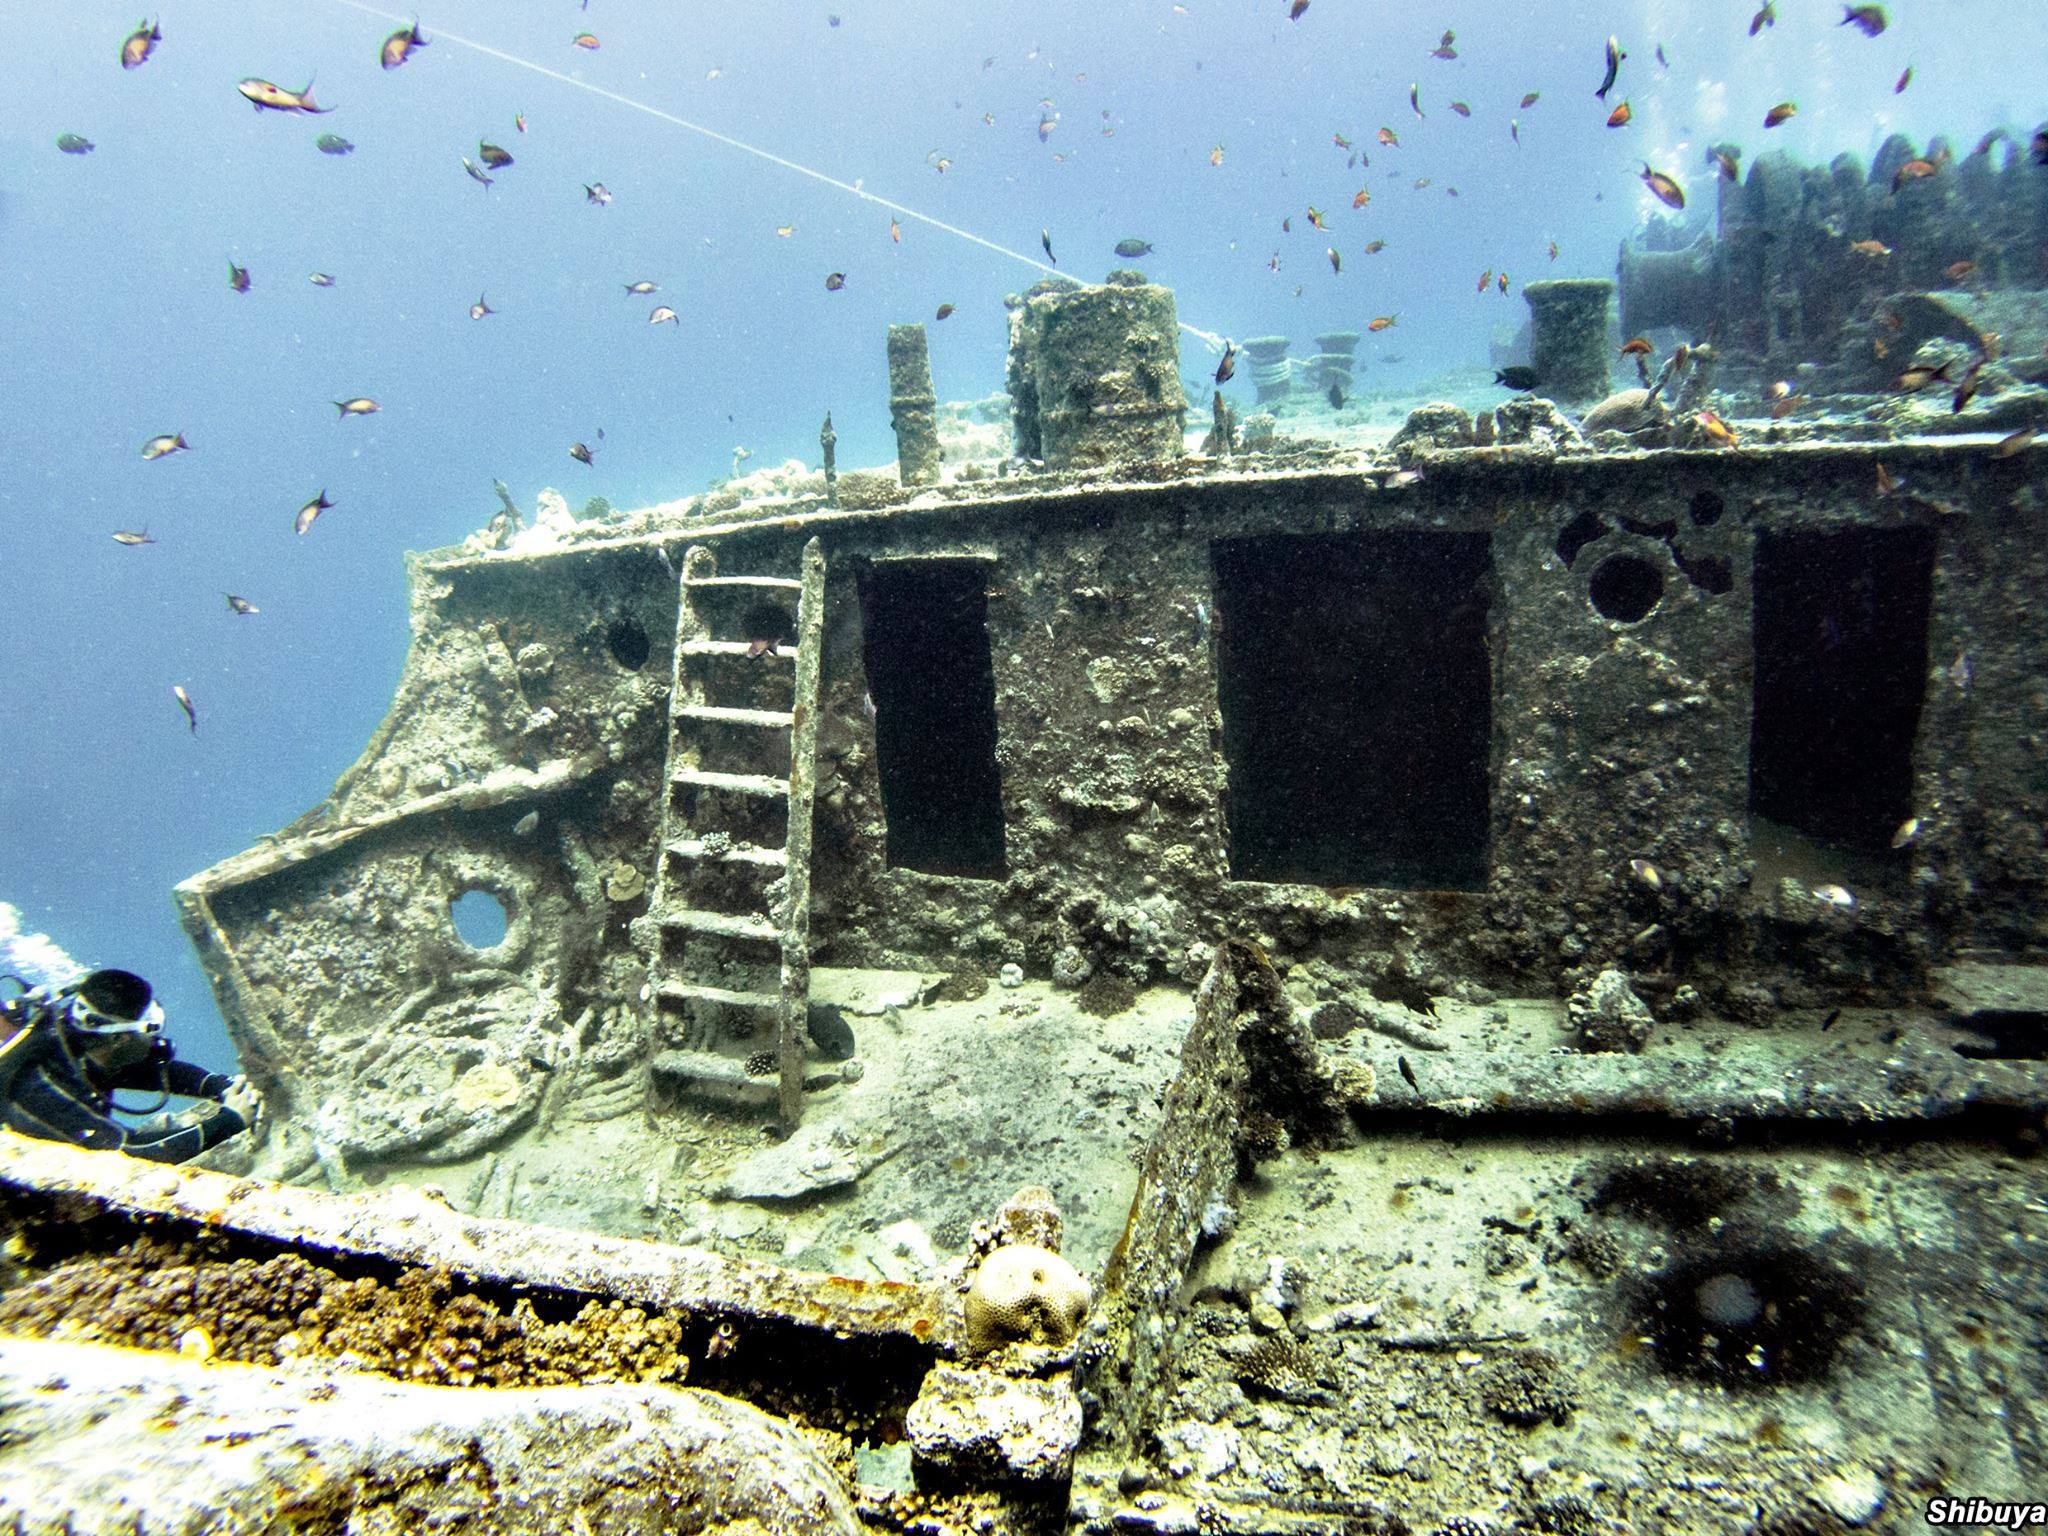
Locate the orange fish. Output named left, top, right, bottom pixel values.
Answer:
left=1478, top=269, right=1493, bottom=293
left=572, top=32, right=600, bottom=50
left=1875, top=463, right=1897, bottom=495
left=890, top=218, right=901, bottom=243
left=1944, top=259, right=1978, bottom=283
left=1368, top=314, right=1397, bottom=332
left=1497, top=271, right=1508, bottom=294
left=1763, top=102, right=1797, bottom=128
left=1377, top=127, right=1399, bottom=147
left=1892, top=157, right=1937, bottom=191
left=1364, top=239, right=1386, bottom=254
left=1993, top=427, right=2037, bottom=458
left=1640, top=164, right=1685, bottom=208
left=1210, top=144, right=1224, bottom=166
left=1849, top=240, right=1892, bottom=258
left=1606, top=101, right=1632, bottom=128
left=1351, top=187, right=1371, bottom=209
left=1708, top=147, right=1740, bottom=181
left=1620, top=337, right=1653, bottom=356
left=1697, top=410, right=1738, bottom=446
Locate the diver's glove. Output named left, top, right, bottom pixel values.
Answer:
left=220, top=1076, right=263, bottom=1140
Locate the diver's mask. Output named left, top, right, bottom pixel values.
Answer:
left=56, top=969, right=166, bottom=1071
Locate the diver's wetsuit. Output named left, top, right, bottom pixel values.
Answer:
left=0, top=1014, right=246, bottom=1163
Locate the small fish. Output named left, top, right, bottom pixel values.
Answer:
left=1697, top=409, right=1738, bottom=446
left=1891, top=157, right=1937, bottom=192
left=1948, top=651, right=1972, bottom=690
left=1385, top=469, right=1423, bottom=488
left=1629, top=858, right=1663, bottom=891
left=380, top=22, right=427, bottom=70
left=1496, top=271, right=1508, bottom=293
left=141, top=432, right=188, bottom=460
left=1368, top=314, right=1396, bottom=331
left=1890, top=816, right=1921, bottom=850
left=225, top=594, right=259, bottom=615
left=1410, top=84, right=1423, bottom=118
left=1449, top=101, right=1471, bottom=117
left=1952, top=365, right=1983, bottom=413
left=1839, top=5, right=1887, bottom=37
left=935, top=303, right=956, bottom=320
left=228, top=260, right=251, bottom=293
left=1333, top=132, right=1353, bottom=149
left=572, top=32, right=600, bottom=50
left=1114, top=237, right=1153, bottom=257
left=309, top=272, right=335, bottom=287
left=1288, top=0, right=1308, bottom=18
left=462, top=156, right=493, bottom=189
left=1041, top=228, right=1055, bottom=264
left=1849, top=239, right=1892, bottom=258
left=295, top=490, right=333, bottom=534
left=1214, top=341, right=1236, bottom=384
left=470, top=294, right=494, bottom=320
left=569, top=442, right=595, bottom=466
left=1209, top=144, right=1224, bottom=166
left=1895, top=363, right=1952, bottom=392
left=1520, top=91, right=1541, bottom=108
left=1306, top=204, right=1327, bottom=230
left=745, top=637, right=779, bottom=660
left=237, top=78, right=330, bottom=114
left=1656, top=44, right=1669, bottom=66
left=1770, top=394, right=1807, bottom=420
left=1875, top=462, right=1898, bottom=495
left=1708, top=146, right=1740, bottom=181
left=1944, top=259, right=1979, bottom=283
left=1282, top=216, right=1291, bottom=233
left=585, top=182, right=612, bottom=205
left=515, top=113, right=526, bottom=133
left=1479, top=269, right=1493, bottom=293
left=1620, top=336, right=1652, bottom=356
left=1894, top=66, right=1911, bottom=94
left=1749, top=1, right=1776, bottom=34
left=335, top=397, right=380, bottom=418
left=56, top=133, right=94, bottom=155
left=112, top=529, right=155, bottom=546
left=1596, top=35, right=1625, bottom=99
left=824, top=271, right=846, bottom=291
left=1640, top=164, right=1685, bottom=208
left=624, top=280, right=659, bottom=295
left=1327, top=381, right=1344, bottom=409
left=1398, top=1055, right=1419, bottom=1092
left=478, top=141, right=514, bottom=169
left=891, top=218, right=902, bottom=243
left=1495, top=366, right=1539, bottom=390
left=513, top=810, right=539, bottom=836
left=1430, top=28, right=1456, bottom=59
left=2033, top=130, right=2048, bottom=167
left=315, top=133, right=353, bottom=155
left=1038, top=113, right=1056, bottom=142
left=1547, top=240, right=1560, bottom=261
left=649, top=305, right=679, bottom=325
left=121, top=18, right=162, bottom=69
left=1510, top=118, right=1521, bottom=145
left=1812, top=883, right=1856, bottom=909
left=1377, top=126, right=1399, bottom=147
left=1327, top=246, right=1341, bottom=274
left=1364, top=238, right=1386, bottom=254
left=172, top=685, right=197, bottom=734
left=1764, top=102, right=1796, bottom=128
left=1606, top=100, right=1632, bottom=128
left=1993, top=426, right=2037, bottom=458
left=1820, top=1008, right=1842, bottom=1033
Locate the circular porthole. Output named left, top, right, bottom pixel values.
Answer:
left=606, top=616, right=652, bottom=671
left=450, top=889, right=511, bottom=950
left=1588, top=553, right=1664, bottom=624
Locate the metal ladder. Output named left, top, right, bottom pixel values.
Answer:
left=643, top=536, right=824, bottom=1129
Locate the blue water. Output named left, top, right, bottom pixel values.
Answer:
left=2, top=0, right=2039, bottom=1074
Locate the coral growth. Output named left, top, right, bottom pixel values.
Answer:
left=1477, top=1347, right=1579, bottom=1428
left=962, top=1243, right=1091, bottom=1354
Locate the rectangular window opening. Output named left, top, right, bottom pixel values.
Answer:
left=1749, top=526, right=1935, bottom=876
left=858, top=559, right=1007, bottom=879
left=1211, top=531, right=1493, bottom=889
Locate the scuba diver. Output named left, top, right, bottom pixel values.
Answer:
left=0, top=968, right=256, bottom=1163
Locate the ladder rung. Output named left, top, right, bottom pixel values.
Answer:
left=675, top=705, right=794, bottom=728
left=650, top=1049, right=779, bottom=1104
left=668, top=839, right=787, bottom=868
left=671, top=769, right=790, bottom=796
left=679, top=639, right=796, bottom=658
left=683, top=575, right=802, bottom=591
left=657, top=981, right=784, bottom=1009
left=659, top=908, right=782, bottom=942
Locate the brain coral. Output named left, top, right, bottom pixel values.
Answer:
left=963, top=1243, right=1091, bottom=1354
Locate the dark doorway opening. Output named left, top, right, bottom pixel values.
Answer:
left=858, top=559, right=1006, bottom=878
left=1750, top=527, right=1934, bottom=856
left=1211, top=531, right=1493, bottom=889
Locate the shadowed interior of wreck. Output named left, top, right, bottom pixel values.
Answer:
left=1210, top=530, right=1493, bottom=891
left=1750, top=525, right=1936, bottom=857
left=857, top=558, right=1007, bottom=880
